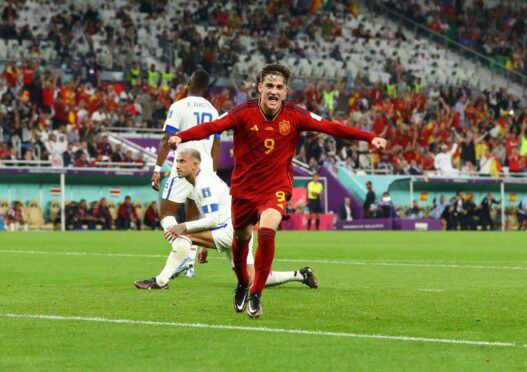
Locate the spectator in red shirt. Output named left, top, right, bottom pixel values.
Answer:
left=3, top=62, right=18, bottom=88
left=117, top=196, right=141, bottom=230
left=74, top=152, right=91, bottom=167
left=21, top=61, right=36, bottom=89
left=41, top=77, right=56, bottom=109
left=98, top=198, right=113, bottom=230
left=143, top=201, right=161, bottom=230
left=508, top=147, right=522, bottom=174
left=86, top=201, right=109, bottom=230
left=6, top=201, right=28, bottom=231
left=97, top=135, right=113, bottom=156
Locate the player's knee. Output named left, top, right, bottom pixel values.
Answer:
left=234, top=228, right=252, bottom=241
left=160, top=200, right=180, bottom=219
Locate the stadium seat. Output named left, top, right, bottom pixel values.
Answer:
left=0, top=198, right=9, bottom=216
left=0, top=39, right=8, bottom=60
left=107, top=200, right=118, bottom=222
left=27, top=204, right=46, bottom=230
left=134, top=201, right=145, bottom=225
left=48, top=200, right=61, bottom=224
left=505, top=207, right=519, bottom=230
left=6, top=39, right=20, bottom=60
left=27, top=199, right=40, bottom=208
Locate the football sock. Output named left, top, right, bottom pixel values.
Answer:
left=315, top=219, right=320, bottom=230
left=265, top=270, right=303, bottom=287
left=307, top=219, right=311, bottom=230
left=232, top=236, right=250, bottom=286
left=161, top=216, right=178, bottom=242
left=250, top=228, right=276, bottom=296
left=188, top=245, right=198, bottom=267
left=156, top=236, right=192, bottom=286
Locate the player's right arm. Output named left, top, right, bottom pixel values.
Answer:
left=168, top=112, right=237, bottom=149
left=151, top=133, right=171, bottom=191
left=153, top=103, right=182, bottom=190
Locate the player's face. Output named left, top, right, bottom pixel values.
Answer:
left=176, top=153, right=198, bottom=178
left=176, top=153, right=192, bottom=178
left=258, top=74, right=288, bottom=115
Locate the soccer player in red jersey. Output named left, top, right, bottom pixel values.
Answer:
left=169, top=64, right=387, bottom=318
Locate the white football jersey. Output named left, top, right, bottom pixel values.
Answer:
left=163, top=96, right=219, bottom=173
left=192, top=171, right=232, bottom=227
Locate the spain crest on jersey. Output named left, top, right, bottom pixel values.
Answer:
left=279, top=120, right=290, bottom=136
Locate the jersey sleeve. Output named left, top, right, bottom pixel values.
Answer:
left=178, top=111, right=238, bottom=143
left=184, top=177, right=221, bottom=232
left=298, top=110, right=376, bottom=143
left=163, top=102, right=183, bottom=134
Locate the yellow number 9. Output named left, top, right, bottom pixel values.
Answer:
left=275, top=191, right=286, bottom=202
left=264, top=138, right=275, bottom=154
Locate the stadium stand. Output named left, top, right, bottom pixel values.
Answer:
left=382, top=0, right=527, bottom=75
left=0, top=0, right=526, bottom=231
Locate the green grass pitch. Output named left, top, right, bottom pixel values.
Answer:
left=1, top=231, right=527, bottom=371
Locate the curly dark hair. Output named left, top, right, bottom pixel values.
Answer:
left=189, top=69, right=209, bottom=93
left=259, top=64, right=291, bottom=84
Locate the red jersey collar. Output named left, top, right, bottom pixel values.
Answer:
left=258, top=98, right=282, bottom=122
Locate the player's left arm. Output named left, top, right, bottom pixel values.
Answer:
left=211, top=136, right=221, bottom=172
left=164, top=208, right=220, bottom=240
left=300, top=111, right=387, bottom=150
left=165, top=182, right=222, bottom=241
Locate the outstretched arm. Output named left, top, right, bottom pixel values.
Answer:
left=169, top=113, right=236, bottom=149
left=300, top=112, right=387, bottom=150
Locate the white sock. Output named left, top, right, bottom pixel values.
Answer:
left=161, top=216, right=178, bottom=242
left=265, top=270, right=304, bottom=287
left=161, top=216, right=177, bottom=230
left=23, top=224, right=29, bottom=231
left=187, top=245, right=198, bottom=267
left=156, top=236, right=192, bottom=286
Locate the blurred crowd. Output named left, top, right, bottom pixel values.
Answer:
left=64, top=196, right=160, bottom=230
left=292, top=79, right=527, bottom=176
left=383, top=0, right=527, bottom=73
left=1, top=0, right=526, bottom=176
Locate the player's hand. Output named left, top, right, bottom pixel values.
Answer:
left=168, top=136, right=182, bottom=150
left=371, top=137, right=387, bottom=151
left=197, top=247, right=208, bottom=264
left=163, top=223, right=187, bottom=241
left=151, top=171, right=161, bottom=191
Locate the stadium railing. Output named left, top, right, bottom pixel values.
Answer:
left=0, top=164, right=156, bottom=232
left=0, top=160, right=154, bottom=169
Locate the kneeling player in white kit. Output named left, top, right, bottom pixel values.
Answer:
left=151, top=69, right=221, bottom=277
left=135, top=149, right=319, bottom=290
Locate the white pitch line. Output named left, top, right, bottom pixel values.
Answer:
left=1, top=249, right=527, bottom=272
left=0, top=249, right=166, bottom=259
left=1, top=313, right=524, bottom=349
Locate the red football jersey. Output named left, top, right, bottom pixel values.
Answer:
left=178, top=99, right=376, bottom=199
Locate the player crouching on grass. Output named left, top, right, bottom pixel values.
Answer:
left=134, top=149, right=319, bottom=290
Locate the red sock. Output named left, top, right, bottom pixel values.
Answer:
left=232, top=236, right=250, bottom=286
left=250, top=228, right=276, bottom=296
